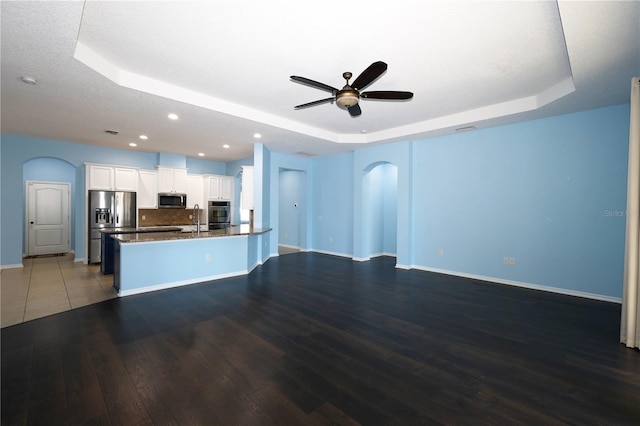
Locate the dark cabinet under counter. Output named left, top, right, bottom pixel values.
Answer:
left=100, top=227, right=182, bottom=275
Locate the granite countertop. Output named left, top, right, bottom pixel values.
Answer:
left=100, top=226, right=182, bottom=234
left=112, top=225, right=271, bottom=243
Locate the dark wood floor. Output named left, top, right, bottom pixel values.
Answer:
left=2, top=253, right=639, bottom=425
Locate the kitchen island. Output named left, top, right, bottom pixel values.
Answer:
left=112, top=225, right=271, bottom=296
left=100, top=226, right=182, bottom=274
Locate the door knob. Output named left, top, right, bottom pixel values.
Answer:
left=30, top=221, right=34, bottom=224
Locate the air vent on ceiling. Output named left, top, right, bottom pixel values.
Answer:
left=104, top=129, right=119, bottom=135
left=455, top=126, right=476, bottom=132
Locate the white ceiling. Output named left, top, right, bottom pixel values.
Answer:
left=1, top=1, right=638, bottom=162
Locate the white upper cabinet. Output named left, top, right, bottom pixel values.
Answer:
left=87, top=164, right=138, bottom=191
left=114, top=167, right=138, bottom=191
left=186, top=174, right=204, bottom=208
left=220, top=176, right=233, bottom=200
left=157, top=167, right=188, bottom=193
left=241, top=166, right=254, bottom=210
left=87, top=164, right=113, bottom=190
left=138, top=170, right=158, bottom=208
left=205, top=175, right=233, bottom=201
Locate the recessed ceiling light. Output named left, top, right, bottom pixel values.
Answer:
left=360, top=129, right=367, bottom=134
left=253, top=133, right=262, bottom=139
left=168, top=113, right=179, bottom=120
left=198, top=153, right=205, bottom=157
left=139, top=134, right=148, bottom=140
left=20, top=76, right=37, bottom=85
left=129, top=142, right=137, bottom=147
left=223, top=144, right=230, bottom=149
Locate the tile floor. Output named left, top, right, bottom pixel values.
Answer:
left=1, top=253, right=116, bottom=328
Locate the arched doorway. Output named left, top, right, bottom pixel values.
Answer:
left=359, top=162, right=398, bottom=260
left=23, top=157, right=76, bottom=256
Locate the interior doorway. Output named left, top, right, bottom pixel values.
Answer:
left=278, top=169, right=306, bottom=255
left=26, top=181, right=71, bottom=256
left=361, top=162, right=398, bottom=259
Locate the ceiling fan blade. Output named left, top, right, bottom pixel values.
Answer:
left=347, top=104, right=361, bottom=117
left=351, top=61, right=387, bottom=91
left=361, top=91, right=414, bottom=100
left=290, top=76, right=339, bottom=94
left=294, top=97, right=335, bottom=109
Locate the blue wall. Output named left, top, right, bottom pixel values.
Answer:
left=410, top=104, right=629, bottom=298
left=307, top=104, right=628, bottom=299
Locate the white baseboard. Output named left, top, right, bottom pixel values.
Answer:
left=310, top=249, right=353, bottom=259
left=410, top=265, right=622, bottom=304
left=278, top=244, right=300, bottom=250
left=0, top=263, right=24, bottom=270
left=118, top=269, right=249, bottom=297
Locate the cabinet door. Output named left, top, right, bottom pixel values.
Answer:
left=88, top=165, right=114, bottom=190
left=114, top=167, right=138, bottom=191
left=157, top=168, right=175, bottom=193
left=173, top=169, right=188, bottom=193
left=208, top=175, right=221, bottom=199
left=220, top=176, right=233, bottom=201
left=138, top=170, right=158, bottom=208
left=186, top=175, right=204, bottom=208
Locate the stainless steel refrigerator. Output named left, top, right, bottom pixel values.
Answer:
left=88, top=190, right=136, bottom=264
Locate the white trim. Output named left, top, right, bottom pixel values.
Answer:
left=278, top=243, right=300, bottom=250
left=310, top=249, right=353, bottom=259
left=395, top=264, right=411, bottom=270
left=370, top=252, right=396, bottom=258
left=118, top=269, right=248, bottom=297
left=410, top=265, right=622, bottom=304
left=0, top=263, right=24, bottom=270
left=352, top=257, right=370, bottom=262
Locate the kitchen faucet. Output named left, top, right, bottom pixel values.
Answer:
left=193, top=203, right=200, bottom=234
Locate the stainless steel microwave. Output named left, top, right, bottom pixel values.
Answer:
left=158, top=193, right=187, bottom=208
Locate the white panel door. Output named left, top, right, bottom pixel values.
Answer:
left=27, top=182, right=71, bottom=256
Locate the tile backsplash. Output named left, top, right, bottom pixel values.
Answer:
left=139, top=209, right=203, bottom=226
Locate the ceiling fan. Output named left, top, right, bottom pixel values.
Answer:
left=290, top=61, right=413, bottom=117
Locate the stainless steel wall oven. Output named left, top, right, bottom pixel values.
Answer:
left=208, top=201, right=230, bottom=230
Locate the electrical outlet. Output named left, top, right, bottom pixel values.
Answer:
left=141, top=215, right=146, bottom=220
left=503, top=257, right=509, bottom=264
left=205, top=254, right=210, bottom=262
left=438, top=249, right=444, bottom=256
left=509, top=257, right=516, bottom=265
left=329, top=236, right=333, bottom=242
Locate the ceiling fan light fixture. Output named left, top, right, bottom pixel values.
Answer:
left=336, top=90, right=359, bottom=108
